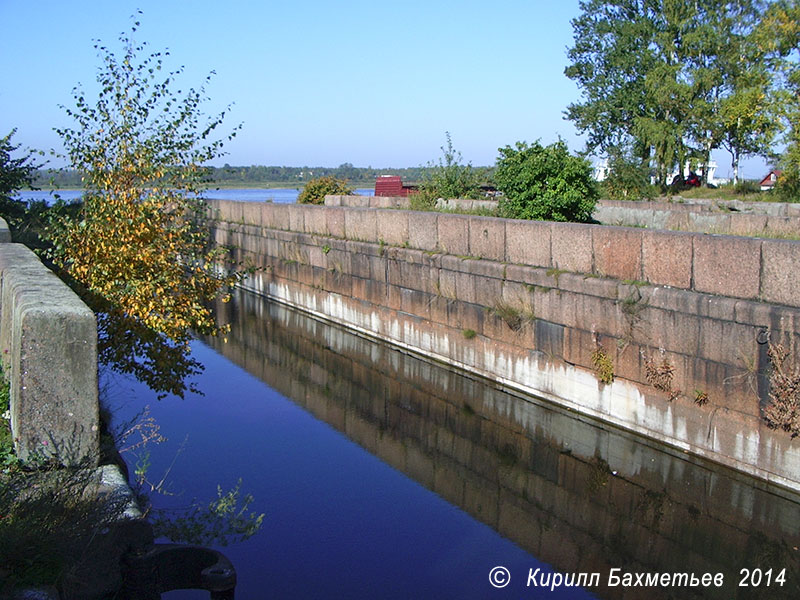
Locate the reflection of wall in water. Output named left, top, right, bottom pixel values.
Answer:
left=207, top=291, right=800, bottom=600
left=209, top=200, right=800, bottom=494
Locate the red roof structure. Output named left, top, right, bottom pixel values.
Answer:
left=760, top=170, right=781, bottom=190
left=375, top=176, right=416, bottom=197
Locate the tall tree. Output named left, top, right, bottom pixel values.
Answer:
left=684, top=0, right=773, bottom=184
left=50, top=20, right=241, bottom=344
left=565, top=0, right=657, bottom=161
left=0, top=129, right=41, bottom=229
left=566, top=0, right=775, bottom=187
left=759, top=0, right=800, bottom=197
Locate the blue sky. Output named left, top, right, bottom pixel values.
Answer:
left=0, top=0, right=767, bottom=178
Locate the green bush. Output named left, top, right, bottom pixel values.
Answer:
left=604, top=150, right=655, bottom=201
left=773, top=168, right=800, bottom=202
left=494, top=140, right=598, bottom=222
left=416, top=132, right=482, bottom=205
left=297, top=176, right=353, bottom=205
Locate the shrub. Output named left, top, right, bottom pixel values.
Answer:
left=416, top=132, right=482, bottom=205
left=603, top=149, right=655, bottom=201
left=773, top=168, right=800, bottom=202
left=495, top=139, right=598, bottom=222
left=297, top=176, right=352, bottom=205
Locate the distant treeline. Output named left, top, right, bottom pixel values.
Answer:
left=211, top=163, right=432, bottom=186
left=33, top=163, right=470, bottom=189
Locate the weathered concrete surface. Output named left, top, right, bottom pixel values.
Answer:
left=209, top=200, right=800, bottom=491
left=0, top=243, right=98, bottom=464
left=0, top=216, right=11, bottom=243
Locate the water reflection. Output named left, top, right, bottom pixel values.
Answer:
left=205, top=288, right=800, bottom=599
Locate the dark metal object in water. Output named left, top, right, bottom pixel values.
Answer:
left=119, top=520, right=236, bottom=599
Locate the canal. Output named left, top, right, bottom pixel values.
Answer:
left=108, top=287, right=800, bottom=599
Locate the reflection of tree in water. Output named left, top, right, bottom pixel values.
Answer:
left=96, top=300, right=204, bottom=400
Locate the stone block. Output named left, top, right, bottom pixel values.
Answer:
left=400, top=288, right=431, bottom=321
left=665, top=212, right=690, bottom=231
left=689, top=213, right=730, bottom=234
left=572, top=293, right=623, bottom=339
left=592, top=226, right=643, bottom=281
left=326, top=207, right=346, bottom=238
left=764, top=216, right=800, bottom=237
left=761, top=240, right=800, bottom=308
left=562, top=326, right=596, bottom=371
left=216, top=199, right=243, bottom=224
left=692, top=235, right=761, bottom=300
left=730, top=214, right=767, bottom=237
left=344, top=209, right=378, bottom=242
left=468, top=216, right=506, bottom=261
left=472, top=274, right=503, bottom=308
left=288, top=205, right=305, bottom=232
left=505, top=264, right=553, bottom=289
left=551, top=223, right=593, bottom=274
left=377, top=210, right=409, bottom=246
left=402, top=262, right=435, bottom=295
left=427, top=295, right=451, bottom=328
left=348, top=194, right=371, bottom=208
left=0, top=244, right=98, bottom=466
left=437, top=214, right=470, bottom=255
left=408, top=212, right=439, bottom=251
left=697, top=318, right=756, bottom=365
left=642, top=230, right=693, bottom=289
left=240, top=202, right=263, bottom=227
left=303, top=206, right=328, bottom=235
left=269, top=204, right=291, bottom=231
left=349, top=251, right=372, bottom=280
left=614, top=340, right=644, bottom=382
left=505, top=220, right=551, bottom=267
left=500, top=281, right=533, bottom=308
left=455, top=271, right=477, bottom=304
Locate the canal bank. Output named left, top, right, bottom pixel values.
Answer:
left=209, top=198, right=800, bottom=492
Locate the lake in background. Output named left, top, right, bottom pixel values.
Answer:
left=12, top=187, right=375, bottom=205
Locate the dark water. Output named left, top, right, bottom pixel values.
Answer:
left=107, top=288, right=800, bottom=599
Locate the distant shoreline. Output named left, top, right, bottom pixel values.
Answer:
left=31, top=182, right=381, bottom=192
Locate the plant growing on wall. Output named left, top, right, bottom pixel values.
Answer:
left=413, top=132, right=483, bottom=209
left=297, top=175, right=352, bottom=204
left=49, top=19, right=241, bottom=345
left=764, top=342, right=800, bottom=437
left=644, top=350, right=680, bottom=401
left=494, top=139, right=598, bottom=222
left=591, top=344, right=615, bottom=384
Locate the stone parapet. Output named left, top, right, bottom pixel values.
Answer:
left=210, top=200, right=800, bottom=308
left=0, top=242, right=98, bottom=465
left=594, top=199, right=800, bottom=237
